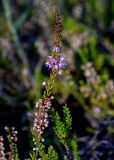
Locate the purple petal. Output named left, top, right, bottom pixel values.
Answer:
left=59, top=62, right=66, bottom=68
left=53, top=46, right=60, bottom=53
left=48, top=56, right=53, bottom=59
left=45, top=61, right=52, bottom=68
left=54, top=65, right=59, bottom=69
left=60, top=55, right=64, bottom=61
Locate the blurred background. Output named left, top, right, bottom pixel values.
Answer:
left=1, top=0, right=114, bottom=159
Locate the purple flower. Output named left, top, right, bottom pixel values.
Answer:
left=59, top=55, right=66, bottom=68
left=45, top=55, right=66, bottom=73
left=45, top=56, right=57, bottom=69
left=53, top=46, right=61, bottom=53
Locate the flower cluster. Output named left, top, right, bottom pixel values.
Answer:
left=33, top=96, right=54, bottom=138
left=105, top=80, right=114, bottom=95
left=45, top=53, right=66, bottom=74
left=45, top=9, right=66, bottom=75
left=5, top=127, right=18, bottom=144
left=81, top=62, right=100, bottom=84
left=0, top=136, right=5, bottom=160
left=97, top=80, right=114, bottom=101
left=5, top=127, right=18, bottom=159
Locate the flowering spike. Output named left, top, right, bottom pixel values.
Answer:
left=54, top=8, right=62, bottom=37
left=45, top=55, right=66, bottom=71
left=32, top=9, right=66, bottom=159
left=45, top=8, right=66, bottom=76
left=0, top=136, right=5, bottom=159
left=53, top=8, right=62, bottom=49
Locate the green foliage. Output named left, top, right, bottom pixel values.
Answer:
left=50, top=105, right=80, bottom=159
left=30, top=137, right=58, bottom=160
left=51, top=105, right=72, bottom=141
left=63, top=104, right=72, bottom=132
left=51, top=108, right=67, bottom=145
left=63, top=16, right=77, bottom=32
left=29, top=152, right=36, bottom=160
left=5, top=127, right=19, bottom=160
left=32, top=132, right=46, bottom=159
left=47, top=146, right=58, bottom=160
left=68, top=136, right=80, bottom=160
left=86, top=0, right=104, bottom=22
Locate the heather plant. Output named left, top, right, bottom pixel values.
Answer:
left=5, top=127, right=19, bottom=160
left=80, top=62, right=114, bottom=123
left=73, top=36, right=114, bottom=126
left=0, top=8, right=80, bottom=160
left=31, top=9, right=80, bottom=160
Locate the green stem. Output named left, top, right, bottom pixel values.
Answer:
left=43, top=69, right=57, bottom=98
left=2, top=0, right=28, bottom=66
